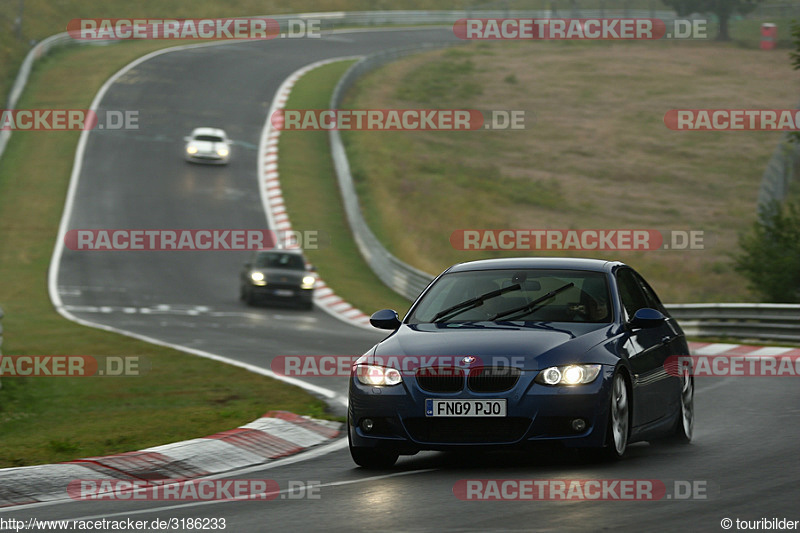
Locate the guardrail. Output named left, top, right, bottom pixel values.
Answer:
left=665, top=304, right=800, bottom=343
left=1, top=33, right=74, bottom=161
left=329, top=44, right=452, bottom=300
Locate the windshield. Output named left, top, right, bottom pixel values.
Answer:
left=194, top=135, right=224, bottom=142
left=254, top=252, right=305, bottom=270
left=407, top=269, right=612, bottom=324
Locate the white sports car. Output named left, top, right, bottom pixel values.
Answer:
left=184, top=127, right=230, bottom=164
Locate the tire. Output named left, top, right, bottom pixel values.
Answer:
left=602, top=371, right=630, bottom=460
left=348, top=416, right=398, bottom=469
left=672, top=369, right=694, bottom=443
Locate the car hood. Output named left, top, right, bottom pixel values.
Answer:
left=367, top=322, right=620, bottom=370
left=252, top=267, right=307, bottom=282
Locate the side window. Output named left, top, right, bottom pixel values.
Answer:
left=632, top=271, right=668, bottom=315
left=615, top=268, right=648, bottom=321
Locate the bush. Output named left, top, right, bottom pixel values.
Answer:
left=734, top=200, right=800, bottom=302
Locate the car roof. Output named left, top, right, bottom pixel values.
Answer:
left=445, top=257, right=624, bottom=274
left=190, top=127, right=227, bottom=138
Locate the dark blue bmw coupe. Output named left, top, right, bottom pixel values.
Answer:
left=348, top=257, right=694, bottom=468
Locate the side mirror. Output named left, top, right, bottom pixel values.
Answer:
left=370, top=309, right=401, bottom=330
left=629, top=307, right=666, bottom=329
left=243, top=262, right=251, bottom=269
left=308, top=264, right=317, bottom=272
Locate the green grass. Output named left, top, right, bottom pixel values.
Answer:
left=0, top=40, right=333, bottom=469
left=277, top=61, right=412, bottom=317
left=0, top=355, right=331, bottom=467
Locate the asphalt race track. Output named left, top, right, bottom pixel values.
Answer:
left=3, top=28, right=799, bottom=532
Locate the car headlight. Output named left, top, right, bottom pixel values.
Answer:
left=301, top=275, right=315, bottom=289
left=250, top=271, right=266, bottom=285
left=217, top=148, right=229, bottom=157
left=355, top=365, right=403, bottom=386
left=535, top=364, right=601, bottom=386
left=186, top=145, right=198, bottom=154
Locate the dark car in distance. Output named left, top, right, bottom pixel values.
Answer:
left=239, top=250, right=316, bottom=310
left=348, top=257, right=694, bottom=468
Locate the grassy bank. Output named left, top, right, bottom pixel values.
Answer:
left=340, top=39, right=799, bottom=303
left=276, top=61, right=412, bottom=316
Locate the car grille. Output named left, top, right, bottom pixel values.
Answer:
left=415, top=366, right=522, bottom=393
left=404, top=417, right=530, bottom=444
left=467, top=366, right=521, bottom=393
left=415, top=366, right=464, bottom=393
left=269, top=282, right=299, bottom=289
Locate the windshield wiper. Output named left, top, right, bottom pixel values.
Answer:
left=489, top=282, right=575, bottom=321
left=432, top=283, right=521, bottom=322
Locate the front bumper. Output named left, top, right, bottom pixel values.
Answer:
left=348, top=365, right=615, bottom=452
left=248, top=283, right=313, bottom=304
left=185, top=152, right=229, bottom=164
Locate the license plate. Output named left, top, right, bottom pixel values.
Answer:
left=274, top=289, right=294, bottom=297
left=425, top=399, right=506, bottom=417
